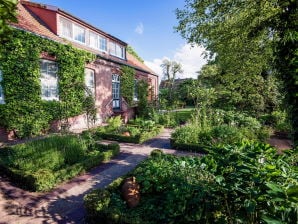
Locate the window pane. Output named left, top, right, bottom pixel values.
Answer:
left=99, top=36, right=107, bottom=51
left=110, top=42, right=116, bottom=55
left=73, top=24, right=85, bottom=43
left=60, top=18, right=72, bottom=38
left=89, top=32, right=98, bottom=49
left=85, top=69, right=95, bottom=95
left=40, top=60, right=59, bottom=101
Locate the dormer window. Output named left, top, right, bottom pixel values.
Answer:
left=89, top=31, right=107, bottom=52
left=59, top=17, right=86, bottom=44
left=110, top=42, right=125, bottom=59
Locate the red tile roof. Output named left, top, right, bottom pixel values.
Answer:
left=12, top=1, right=156, bottom=76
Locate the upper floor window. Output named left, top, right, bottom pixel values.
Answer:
left=40, top=59, right=59, bottom=101
left=85, top=68, right=95, bottom=96
left=89, top=31, right=107, bottom=52
left=0, top=70, right=5, bottom=104
left=110, top=42, right=125, bottom=59
left=73, top=24, right=85, bottom=43
left=59, top=17, right=86, bottom=44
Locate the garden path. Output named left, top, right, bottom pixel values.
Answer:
left=0, top=128, right=202, bottom=224
left=0, top=128, right=292, bottom=224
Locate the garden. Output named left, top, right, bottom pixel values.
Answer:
left=0, top=134, right=120, bottom=192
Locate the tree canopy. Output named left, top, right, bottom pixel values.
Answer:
left=176, top=0, right=298, bottom=144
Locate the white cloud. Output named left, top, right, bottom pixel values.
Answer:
left=145, top=44, right=207, bottom=79
left=134, top=22, right=144, bottom=35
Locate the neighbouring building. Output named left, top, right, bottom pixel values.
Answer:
left=0, top=0, right=158, bottom=141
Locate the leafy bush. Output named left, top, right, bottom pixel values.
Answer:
left=84, top=143, right=298, bottom=224
left=0, top=135, right=120, bottom=191
left=106, top=116, right=122, bottom=132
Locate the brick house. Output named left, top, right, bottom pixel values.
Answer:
left=0, top=0, right=158, bottom=141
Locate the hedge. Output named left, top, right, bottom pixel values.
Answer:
left=170, top=138, right=208, bottom=153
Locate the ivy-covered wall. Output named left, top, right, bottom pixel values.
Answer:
left=0, top=29, right=95, bottom=137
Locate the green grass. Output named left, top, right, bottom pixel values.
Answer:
left=0, top=135, right=120, bottom=191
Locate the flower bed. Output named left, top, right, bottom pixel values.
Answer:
left=0, top=135, right=120, bottom=192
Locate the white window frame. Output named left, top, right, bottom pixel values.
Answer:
left=112, top=74, right=120, bottom=109
left=73, top=23, right=86, bottom=44
left=0, top=70, right=5, bottom=104
left=110, top=42, right=125, bottom=59
left=59, top=17, right=86, bottom=44
left=40, top=59, right=59, bottom=101
left=89, top=31, right=107, bottom=52
left=85, top=68, right=95, bottom=96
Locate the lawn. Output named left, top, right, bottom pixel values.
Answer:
left=0, top=134, right=120, bottom=192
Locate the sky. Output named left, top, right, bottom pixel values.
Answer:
left=38, top=0, right=207, bottom=79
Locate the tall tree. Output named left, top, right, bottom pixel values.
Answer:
left=176, top=0, right=298, bottom=144
left=160, top=59, right=183, bottom=103
left=0, top=0, right=18, bottom=41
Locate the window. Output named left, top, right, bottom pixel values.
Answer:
left=89, top=32, right=107, bottom=52
left=89, top=32, right=99, bottom=49
left=59, top=17, right=86, bottom=44
left=85, top=68, right=95, bottom=95
left=112, top=74, right=120, bottom=109
left=0, top=70, right=4, bottom=104
left=99, top=36, right=107, bottom=52
left=133, top=79, right=138, bottom=101
left=110, top=42, right=125, bottom=59
left=40, top=60, right=59, bottom=101
left=73, top=24, right=85, bottom=43
left=60, top=17, right=72, bottom=39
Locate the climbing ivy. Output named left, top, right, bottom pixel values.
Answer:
left=0, top=29, right=95, bottom=137
left=137, top=79, right=149, bottom=117
left=120, top=65, right=135, bottom=106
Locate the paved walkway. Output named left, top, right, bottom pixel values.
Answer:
left=0, top=129, right=201, bottom=224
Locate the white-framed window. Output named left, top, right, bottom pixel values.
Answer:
left=89, top=31, right=107, bottom=52
left=40, top=59, right=59, bottom=101
left=89, top=31, right=99, bottom=49
left=60, top=17, right=72, bottom=39
left=85, top=68, right=95, bottom=96
left=133, top=79, right=138, bottom=101
left=59, top=17, right=86, bottom=44
left=112, top=74, right=120, bottom=109
left=99, top=36, right=107, bottom=52
left=0, top=70, right=5, bottom=104
left=110, top=42, right=125, bottom=59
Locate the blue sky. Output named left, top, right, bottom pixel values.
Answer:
left=38, top=0, right=207, bottom=78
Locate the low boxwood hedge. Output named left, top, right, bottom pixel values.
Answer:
left=0, top=135, right=120, bottom=192
left=170, top=138, right=208, bottom=153
left=95, top=125, right=164, bottom=144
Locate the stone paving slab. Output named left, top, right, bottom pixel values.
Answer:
left=0, top=128, right=202, bottom=224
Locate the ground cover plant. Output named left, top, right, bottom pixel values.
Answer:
left=84, top=144, right=298, bottom=224
left=95, top=116, right=163, bottom=143
left=171, top=107, right=272, bottom=152
left=0, top=134, right=120, bottom=191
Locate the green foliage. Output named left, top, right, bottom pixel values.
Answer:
left=84, top=143, right=298, bottom=223
left=0, top=0, right=17, bottom=40
left=106, top=115, right=123, bottom=132
left=136, top=79, right=149, bottom=117
left=126, top=45, right=144, bottom=63
left=0, top=29, right=95, bottom=137
left=0, top=135, right=120, bottom=191
left=120, top=66, right=136, bottom=106
left=175, top=0, right=298, bottom=144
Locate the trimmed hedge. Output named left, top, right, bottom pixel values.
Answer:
left=0, top=136, right=120, bottom=192
left=96, top=125, right=164, bottom=144
left=170, top=138, right=208, bottom=153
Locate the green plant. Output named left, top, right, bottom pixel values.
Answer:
left=85, top=143, right=298, bottom=223
left=0, top=135, right=120, bottom=191
left=0, top=29, right=95, bottom=138
left=106, top=116, right=122, bottom=132
left=120, top=66, right=135, bottom=106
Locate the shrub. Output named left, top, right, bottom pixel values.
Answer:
left=0, top=135, right=120, bottom=191
left=84, top=143, right=298, bottom=224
